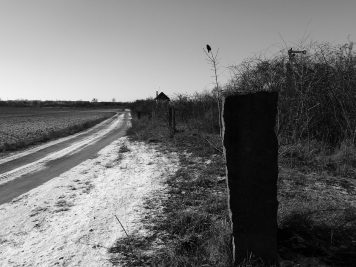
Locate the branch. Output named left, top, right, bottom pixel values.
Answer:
left=199, top=133, right=223, bottom=154
left=114, top=214, right=129, bottom=238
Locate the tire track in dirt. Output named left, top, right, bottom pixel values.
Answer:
left=0, top=111, right=131, bottom=204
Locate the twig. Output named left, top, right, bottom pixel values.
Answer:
left=199, top=134, right=223, bottom=154
left=114, top=214, right=129, bottom=238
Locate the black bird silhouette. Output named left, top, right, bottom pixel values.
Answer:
left=206, top=44, right=211, bottom=53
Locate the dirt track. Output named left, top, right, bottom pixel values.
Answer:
left=0, top=134, right=179, bottom=266
left=0, top=110, right=131, bottom=204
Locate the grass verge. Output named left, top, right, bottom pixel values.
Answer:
left=110, top=117, right=232, bottom=266
left=109, top=116, right=356, bottom=266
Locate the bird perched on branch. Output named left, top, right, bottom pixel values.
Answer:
left=206, top=44, right=211, bottom=53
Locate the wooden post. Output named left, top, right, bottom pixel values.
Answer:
left=286, top=62, right=295, bottom=97
left=172, top=106, right=176, bottom=133
left=286, top=48, right=305, bottom=97
left=168, top=106, right=172, bottom=128
left=222, top=91, right=279, bottom=266
left=168, top=105, right=176, bottom=137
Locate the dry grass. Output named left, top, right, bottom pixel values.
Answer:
left=278, top=145, right=356, bottom=266
left=109, top=116, right=232, bottom=266
left=109, top=116, right=356, bottom=266
left=280, top=139, right=356, bottom=178
left=118, top=143, right=130, bottom=153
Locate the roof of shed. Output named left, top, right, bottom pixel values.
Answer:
left=155, top=92, right=170, bottom=101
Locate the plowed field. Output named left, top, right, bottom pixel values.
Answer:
left=0, top=107, right=117, bottom=152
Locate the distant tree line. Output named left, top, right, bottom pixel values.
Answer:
left=0, top=99, right=127, bottom=109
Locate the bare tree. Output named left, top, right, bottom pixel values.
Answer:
left=204, top=44, right=222, bottom=137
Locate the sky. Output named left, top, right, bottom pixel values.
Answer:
left=0, top=0, right=355, bottom=102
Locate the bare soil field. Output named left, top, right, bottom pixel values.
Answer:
left=0, top=107, right=117, bottom=153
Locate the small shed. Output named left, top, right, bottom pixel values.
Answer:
left=155, top=92, right=170, bottom=101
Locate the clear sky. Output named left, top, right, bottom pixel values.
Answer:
left=0, top=0, right=355, bottom=102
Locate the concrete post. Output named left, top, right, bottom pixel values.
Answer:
left=222, top=91, right=279, bottom=265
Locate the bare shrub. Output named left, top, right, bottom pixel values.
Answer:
left=129, top=41, right=355, bottom=148
left=228, top=41, right=356, bottom=146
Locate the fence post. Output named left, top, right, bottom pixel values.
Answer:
left=172, top=106, right=176, bottom=132
left=168, top=105, right=176, bottom=137
left=222, top=91, right=279, bottom=265
left=168, top=106, right=172, bottom=128
left=286, top=62, right=296, bottom=97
